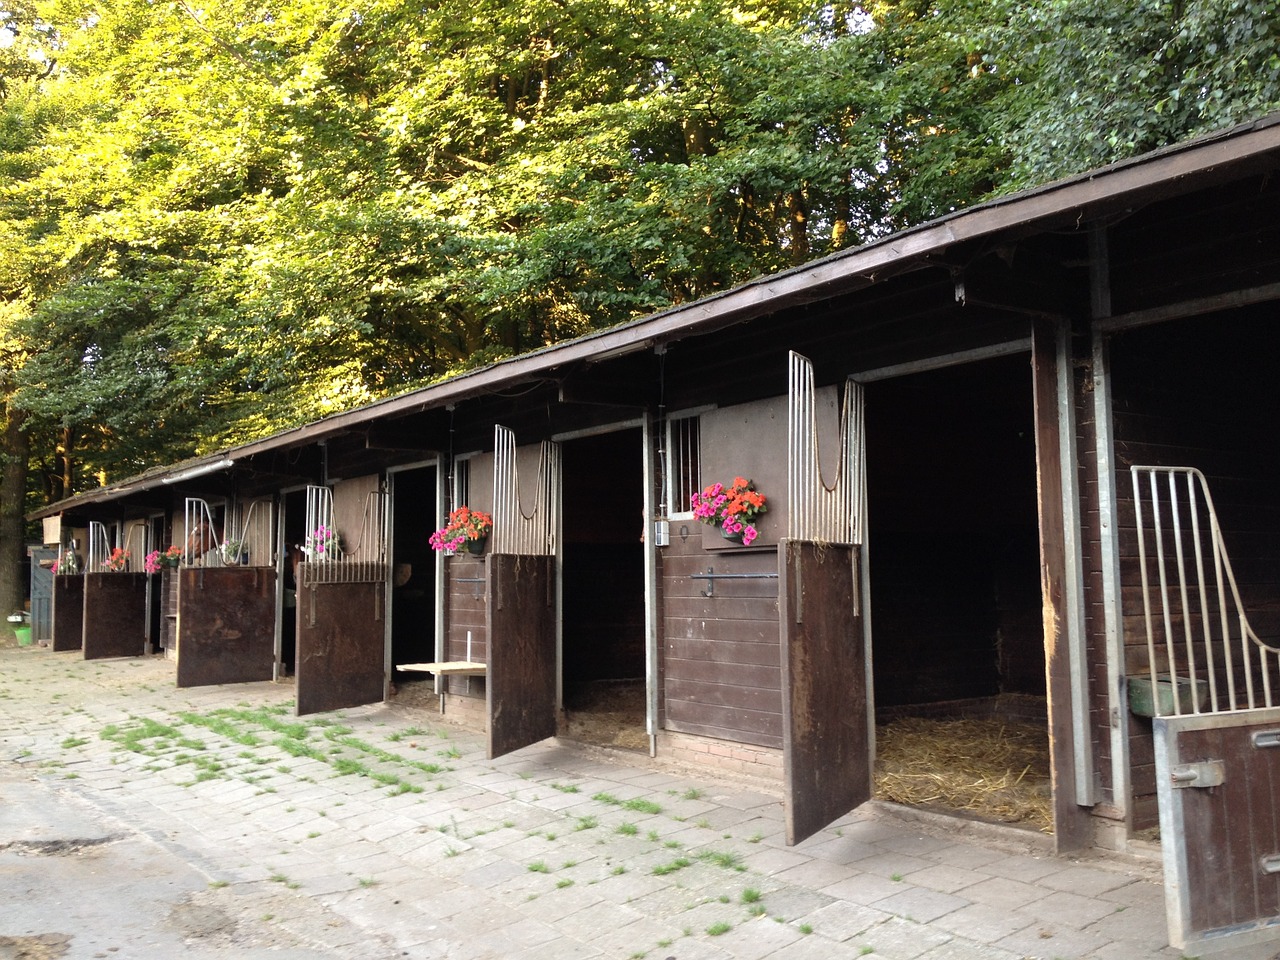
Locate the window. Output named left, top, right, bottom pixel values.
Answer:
left=451, top=455, right=472, bottom=511
left=666, top=415, right=701, bottom=518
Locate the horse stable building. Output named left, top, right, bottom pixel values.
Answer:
left=32, top=114, right=1280, bottom=954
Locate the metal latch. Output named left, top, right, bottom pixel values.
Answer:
left=1170, top=760, right=1226, bottom=789
left=1262, top=855, right=1280, bottom=875
left=1252, top=730, right=1280, bottom=749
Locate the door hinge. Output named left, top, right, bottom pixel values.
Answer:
left=1170, top=760, right=1226, bottom=788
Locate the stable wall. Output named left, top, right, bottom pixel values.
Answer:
left=1107, top=310, right=1280, bottom=830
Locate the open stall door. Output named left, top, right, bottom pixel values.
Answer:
left=486, top=553, right=557, bottom=758
left=82, top=573, right=148, bottom=659
left=780, top=541, right=870, bottom=845
left=176, top=568, right=277, bottom=687
left=295, top=578, right=386, bottom=714
left=485, top=427, right=561, bottom=759
left=51, top=575, right=85, bottom=652
left=779, top=354, right=873, bottom=845
left=1154, top=708, right=1280, bottom=953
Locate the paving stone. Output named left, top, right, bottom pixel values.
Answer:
left=868, top=886, right=970, bottom=924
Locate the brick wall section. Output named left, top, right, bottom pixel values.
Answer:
left=656, top=730, right=783, bottom=781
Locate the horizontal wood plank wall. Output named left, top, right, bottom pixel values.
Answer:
left=661, top=530, right=782, bottom=748
left=1109, top=315, right=1280, bottom=831
left=445, top=552, right=487, bottom=699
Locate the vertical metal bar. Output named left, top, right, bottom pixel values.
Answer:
left=1149, top=472, right=1180, bottom=713
left=1184, top=472, right=1217, bottom=711
left=434, top=459, right=446, bottom=698
left=642, top=414, right=660, bottom=758
left=1093, top=334, right=1129, bottom=817
left=1053, top=321, right=1095, bottom=799
left=1132, top=469, right=1161, bottom=711
left=1166, top=471, right=1197, bottom=714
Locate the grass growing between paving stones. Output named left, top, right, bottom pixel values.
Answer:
left=99, top=705, right=446, bottom=795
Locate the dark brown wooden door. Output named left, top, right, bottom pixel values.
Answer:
left=82, top=573, right=148, bottom=660
left=486, top=553, right=557, bottom=759
left=1155, top=707, right=1280, bottom=953
left=51, top=575, right=85, bottom=652
left=296, top=579, right=386, bottom=715
left=176, top=568, right=277, bottom=688
left=779, top=539, right=872, bottom=845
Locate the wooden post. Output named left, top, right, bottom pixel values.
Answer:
left=1032, top=317, right=1094, bottom=852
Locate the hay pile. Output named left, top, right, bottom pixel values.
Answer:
left=562, top=680, right=649, bottom=751
left=875, top=716, right=1053, bottom=833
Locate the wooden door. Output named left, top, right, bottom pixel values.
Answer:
left=176, top=568, right=277, bottom=688
left=779, top=540, right=871, bottom=846
left=1154, top=707, right=1280, bottom=953
left=82, top=573, right=148, bottom=659
left=486, top=553, right=557, bottom=759
left=295, top=578, right=386, bottom=715
left=51, top=574, right=85, bottom=652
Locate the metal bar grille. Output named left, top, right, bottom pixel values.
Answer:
left=227, top=499, right=275, bottom=567
left=183, top=498, right=222, bottom=565
left=122, top=521, right=150, bottom=571
left=301, top=484, right=388, bottom=582
left=87, top=521, right=113, bottom=571
left=492, top=426, right=560, bottom=556
left=787, top=351, right=864, bottom=545
left=1131, top=465, right=1280, bottom=715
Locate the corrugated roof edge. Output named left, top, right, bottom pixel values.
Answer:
left=30, top=111, right=1280, bottom=521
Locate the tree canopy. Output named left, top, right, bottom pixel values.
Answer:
left=1, top=0, right=1278, bottom=583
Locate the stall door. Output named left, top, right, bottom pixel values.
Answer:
left=1154, top=708, right=1280, bottom=953
left=779, top=540, right=870, bottom=845
left=82, top=573, right=148, bottom=659
left=295, top=577, right=386, bottom=715
left=486, top=553, right=557, bottom=758
left=51, top=575, right=85, bottom=652
left=176, top=568, right=277, bottom=687
left=779, top=354, right=873, bottom=845
left=29, top=548, right=56, bottom=643
left=485, top=428, right=561, bottom=759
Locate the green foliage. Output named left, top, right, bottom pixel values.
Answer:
left=1, top=0, right=1278, bottom=508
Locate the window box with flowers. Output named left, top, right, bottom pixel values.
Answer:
left=430, top=507, right=493, bottom=556
left=691, top=477, right=768, bottom=546
left=144, top=546, right=183, bottom=574
left=52, top=552, right=82, bottom=575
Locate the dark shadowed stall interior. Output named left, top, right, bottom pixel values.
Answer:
left=866, top=353, right=1050, bottom=825
left=281, top=488, right=306, bottom=675
left=391, top=465, right=438, bottom=678
left=560, top=428, right=647, bottom=748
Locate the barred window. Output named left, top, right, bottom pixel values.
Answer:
left=666, top=415, right=700, bottom=518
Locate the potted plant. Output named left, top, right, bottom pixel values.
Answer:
left=221, top=538, right=247, bottom=565
left=101, top=547, right=131, bottom=572
left=145, top=546, right=183, bottom=574
left=429, top=507, right=493, bottom=555
left=304, top=524, right=341, bottom=560
left=691, top=476, right=768, bottom=546
left=52, top=552, right=81, bottom=575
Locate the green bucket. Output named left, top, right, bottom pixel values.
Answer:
left=12, top=625, right=32, bottom=646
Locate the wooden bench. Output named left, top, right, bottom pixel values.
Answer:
left=396, top=661, right=487, bottom=712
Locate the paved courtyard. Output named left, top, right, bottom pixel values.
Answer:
left=2, top=643, right=1278, bottom=960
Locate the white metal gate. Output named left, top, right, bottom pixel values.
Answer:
left=1132, top=465, right=1280, bottom=951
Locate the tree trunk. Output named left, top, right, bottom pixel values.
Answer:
left=788, top=188, right=810, bottom=264
left=0, top=404, right=30, bottom=618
